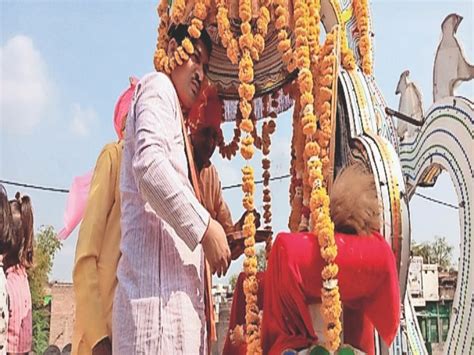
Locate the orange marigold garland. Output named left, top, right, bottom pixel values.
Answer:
left=251, top=0, right=271, bottom=61
left=292, top=0, right=316, bottom=231
left=217, top=0, right=240, bottom=64
left=154, top=0, right=210, bottom=74
left=309, top=27, right=343, bottom=351
left=170, top=0, right=185, bottom=24
left=353, top=0, right=372, bottom=74
left=274, top=0, right=296, bottom=72
left=236, top=2, right=262, bottom=353
left=288, top=85, right=304, bottom=232
left=153, top=0, right=171, bottom=73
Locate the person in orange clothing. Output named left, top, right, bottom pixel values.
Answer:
left=189, top=82, right=255, bottom=259
left=72, top=77, right=136, bottom=355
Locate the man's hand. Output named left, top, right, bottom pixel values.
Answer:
left=202, top=218, right=231, bottom=277
left=92, top=337, right=112, bottom=355
left=234, top=210, right=261, bottom=231
left=229, top=240, right=245, bottom=260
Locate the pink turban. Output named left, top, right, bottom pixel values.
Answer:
left=114, top=77, right=139, bottom=139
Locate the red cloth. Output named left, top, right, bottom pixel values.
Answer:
left=262, top=232, right=400, bottom=355
left=224, top=232, right=400, bottom=355
left=188, top=81, right=223, bottom=134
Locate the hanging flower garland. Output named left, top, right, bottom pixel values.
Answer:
left=235, top=1, right=262, bottom=353
left=307, top=0, right=321, bottom=66
left=310, top=27, right=342, bottom=352
left=219, top=114, right=242, bottom=160
left=274, top=0, right=296, bottom=72
left=247, top=0, right=271, bottom=61
left=262, top=92, right=277, bottom=260
left=291, top=0, right=315, bottom=231
left=261, top=101, right=277, bottom=229
left=216, top=0, right=240, bottom=64
left=353, top=0, right=372, bottom=74
left=153, top=0, right=171, bottom=73
left=241, top=165, right=262, bottom=354
left=288, top=84, right=304, bottom=232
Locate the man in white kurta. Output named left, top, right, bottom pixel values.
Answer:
left=112, top=24, right=232, bottom=352
left=114, top=69, right=210, bottom=354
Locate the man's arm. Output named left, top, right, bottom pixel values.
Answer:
left=205, top=165, right=234, bottom=234
left=72, top=144, right=118, bottom=350
left=132, top=74, right=210, bottom=250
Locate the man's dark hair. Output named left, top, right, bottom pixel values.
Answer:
left=168, top=24, right=212, bottom=55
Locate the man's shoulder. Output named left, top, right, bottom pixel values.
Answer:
left=97, top=141, right=123, bottom=162
left=101, top=141, right=122, bottom=153
left=139, top=71, right=174, bottom=92
left=200, top=164, right=220, bottom=182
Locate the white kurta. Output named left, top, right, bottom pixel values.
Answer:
left=113, top=72, right=210, bottom=354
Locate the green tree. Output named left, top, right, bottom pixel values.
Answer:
left=228, top=247, right=267, bottom=292
left=229, top=274, right=238, bottom=291
left=27, top=225, right=62, bottom=354
left=256, top=246, right=267, bottom=272
left=411, top=236, right=453, bottom=270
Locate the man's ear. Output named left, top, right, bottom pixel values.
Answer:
left=167, top=38, right=178, bottom=57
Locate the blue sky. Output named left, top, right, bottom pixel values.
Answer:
left=1, top=0, right=472, bottom=283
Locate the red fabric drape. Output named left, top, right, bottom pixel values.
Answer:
left=224, top=232, right=400, bottom=355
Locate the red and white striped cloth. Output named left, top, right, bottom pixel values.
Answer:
left=6, top=265, right=32, bottom=353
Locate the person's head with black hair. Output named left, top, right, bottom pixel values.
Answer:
left=0, top=184, right=13, bottom=256
left=166, top=24, right=213, bottom=112
left=5, top=192, right=34, bottom=270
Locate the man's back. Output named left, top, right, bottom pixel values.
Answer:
left=73, top=141, right=122, bottom=355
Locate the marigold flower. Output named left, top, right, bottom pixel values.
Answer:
left=238, top=83, right=256, bottom=102
left=300, top=92, right=314, bottom=107
left=244, top=246, right=256, bottom=257
left=243, top=199, right=254, bottom=211
left=253, top=34, right=265, bottom=54
left=174, top=50, right=184, bottom=66
left=303, top=122, right=317, bottom=135
left=239, top=100, right=252, bottom=120
left=241, top=22, right=251, bottom=35
left=188, top=25, right=201, bottom=39
left=177, top=46, right=189, bottom=62
left=241, top=145, right=254, bottom=160
left=171, top=0, right=185, bottom=24
left=182, top=37, right=194, bottom=55
left=275, top=15, right=287, bottom=30
left=240, top=118, right=254, bottom=133
left=278, top=29, right=287, bottom=42
left=194, top=2, right=207, bottom=20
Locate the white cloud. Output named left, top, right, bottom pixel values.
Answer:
left=70, top=103, right=98, bottom=137
left=0, top=35, right=55, bottom=133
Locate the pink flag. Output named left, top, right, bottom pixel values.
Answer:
left=57, top=171, right=93, bottom=240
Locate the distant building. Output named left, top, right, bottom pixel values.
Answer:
left=48, top=282, right=75, bottom=350
left=407, top=257, right=457, bottom=354
left=212, top=284, right=232, bottom=355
